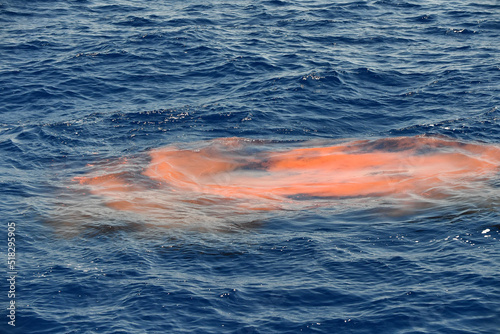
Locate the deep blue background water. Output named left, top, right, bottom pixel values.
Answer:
left=1, top=0, right=500, bottom=333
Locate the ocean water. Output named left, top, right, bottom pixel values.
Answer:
left=1, top=0, right=500, bottom=333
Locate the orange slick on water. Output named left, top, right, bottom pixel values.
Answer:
left=74, top=136, right=500, bottom=216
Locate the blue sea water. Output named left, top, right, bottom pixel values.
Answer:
left=1, top=0, right=500, bottom=333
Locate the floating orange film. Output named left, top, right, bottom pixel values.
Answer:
left=74, top=136, right=500, bottom=217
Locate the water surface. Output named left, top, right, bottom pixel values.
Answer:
left=1, top=0, right=499, bottom=333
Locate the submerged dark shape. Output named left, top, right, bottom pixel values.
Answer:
left=72, top=136, right=500, bottom=226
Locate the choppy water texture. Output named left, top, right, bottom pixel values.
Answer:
left=1, top=0, right=500, bottom=333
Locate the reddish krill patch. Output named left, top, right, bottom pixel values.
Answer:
left=74, top=136, right=500, bottom=220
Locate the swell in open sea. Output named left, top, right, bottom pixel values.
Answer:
left=1, top=0, right=500, bottom=333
